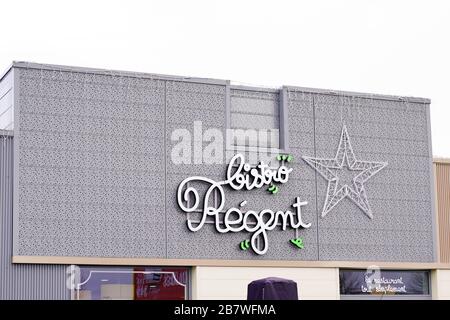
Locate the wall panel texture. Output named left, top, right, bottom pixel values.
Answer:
left=1, top=134, right=69, bottom=299
left=9, top=63, right=435, bottom=263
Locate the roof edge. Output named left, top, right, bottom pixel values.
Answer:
left=11, top=61, right=230, bottom=86
left=4, top=61, right=431, bottom=103
left=284, top=85, right=431, bottom=104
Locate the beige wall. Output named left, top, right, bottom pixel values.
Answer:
left=432, top=269, right=450, bottom=299
left=192, top=266, right=340, bottom=300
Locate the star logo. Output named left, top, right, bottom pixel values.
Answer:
left=302, top=125, right=387, bottom=219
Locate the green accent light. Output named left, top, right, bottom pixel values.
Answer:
left=240, top=239, right=250, bottom=250
left=267, top=185, right=279, bottom=194
left=290, top=238, right=304, bottom=249
left=277, top=154, right=294, bottom=163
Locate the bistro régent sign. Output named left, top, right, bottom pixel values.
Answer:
left=177, top=153, right=311, bottom=255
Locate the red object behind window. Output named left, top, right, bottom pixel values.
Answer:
left=133, top=268, right=187, bottom=300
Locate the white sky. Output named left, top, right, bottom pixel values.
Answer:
left=1, top=0, right=449, bottom=156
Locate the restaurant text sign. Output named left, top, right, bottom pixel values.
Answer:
left=177, top=154, right=311, bottom=255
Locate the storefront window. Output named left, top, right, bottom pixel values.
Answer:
left=340, top=269, right=431, bottom=300
left=73, top=266, right=189, bottom=300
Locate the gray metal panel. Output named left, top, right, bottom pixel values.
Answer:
left=230, top=89, right=280, bottom=116
left=229, top=89, right=280, bottom=148
left=0, top=135, right=69, bottom=299
left=165, top=80, right=232, bottom=259
left=8, top=62, right=436, bottom=263
left=12, top=67, right=20, bottom=256
left=15, top=68, right=167, bottom=258
left=426, top=103, right=438, bottom=262
left=230, top=113, right=279, bottom=130
left=166, top=81, right=319, bottom=261
left=279, top=87, right=289, bottom=151
left=302, top=92, right=434, bottom=262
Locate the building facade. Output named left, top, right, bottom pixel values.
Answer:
left=0, top=61, right=449, bottom=299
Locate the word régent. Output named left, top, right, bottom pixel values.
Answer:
left=177, top=154, right=311, bottom=255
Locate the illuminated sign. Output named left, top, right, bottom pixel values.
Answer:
left=177, top=153, right=311, bottom=255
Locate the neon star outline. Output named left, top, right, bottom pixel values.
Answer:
left=302, top=125, right=387, bottom=219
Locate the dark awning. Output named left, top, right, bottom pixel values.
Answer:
left=247, top=277, right=298, bottom=300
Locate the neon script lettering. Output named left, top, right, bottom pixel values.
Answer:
left=177, top=154, right=311, bottom=255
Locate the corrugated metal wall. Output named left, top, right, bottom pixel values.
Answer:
left=0, top=134, right=69, bottom=299
left=435, top=160, right=450, bottom=263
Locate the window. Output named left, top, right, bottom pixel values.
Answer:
left=339, top=269, right=431, bottom=300
left=227, top=87, right=283, bottom=152
left=73, top=266, right=190, bottom=300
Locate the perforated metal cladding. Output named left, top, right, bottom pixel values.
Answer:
left=1, top=135, right=69, bottom=299
left=11, top=65, right=435, bottom=263
left=16, top=68, right=167, bottom=257
left=307, top=93, right=434, bottom=262
left=164, top=83, right=318, bottom=260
